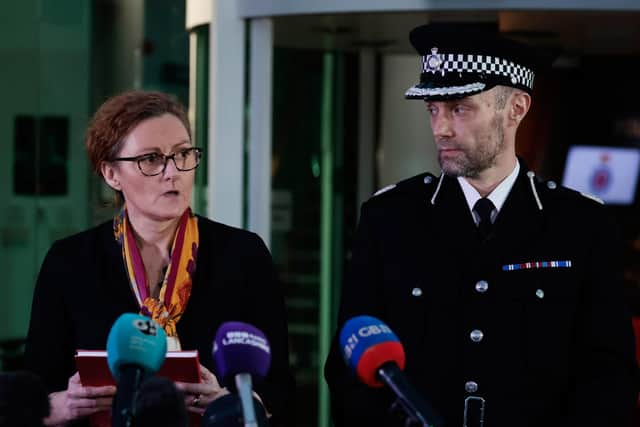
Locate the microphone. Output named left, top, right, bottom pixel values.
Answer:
left=339, top=315, right=443, bottom=427
left=202, top=393, right=270, bottom=427
left=212, top=321, right=271, bottom=427
left=107, top=313, right=167, bottom=427
left=134, top=376, right=188, bottom=427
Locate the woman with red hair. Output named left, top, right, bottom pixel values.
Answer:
left=24, top=91, right=294, bottom=426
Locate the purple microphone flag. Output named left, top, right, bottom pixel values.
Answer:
left=213, top=321, right=271, bottom=383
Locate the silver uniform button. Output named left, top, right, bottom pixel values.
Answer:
left=475, top=280, right=489, bottom=293
left=536, top=289, right=545, bottom=299
left=547, top=180, right=557, bottom=190
left=470, top=329, right=484, bottom=342
left=424, top=175, right=433, bottom=184
left=465, top=381, right=478, bottom=393
left=412, top=287, right=423, bottom=297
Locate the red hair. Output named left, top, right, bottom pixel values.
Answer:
left=85, top=91, right=191, bottom=175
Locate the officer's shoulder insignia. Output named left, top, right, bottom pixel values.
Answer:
left=421, top=173, right=437, bottom=186
left=397, top=172, right=437, bottom=187
left=579, top=192, right=604, bottom=205
left=371, top=172, right=438, bottom=199
left=400, top=172, right=441, bottom=201
left=372, top=184, right=396, bottom=197
left=539, top=178, right=605, bottom=205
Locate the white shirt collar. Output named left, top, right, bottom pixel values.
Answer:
left=457, top=160, right=520, bottom=224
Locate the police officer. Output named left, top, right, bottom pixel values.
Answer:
left=324, top=23, right=638, bottom=427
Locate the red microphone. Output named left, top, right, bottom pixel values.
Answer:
left=339, top=315, right=443, bottom=427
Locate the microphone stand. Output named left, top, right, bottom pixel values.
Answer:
left=235, top=373, right=258, bottom=427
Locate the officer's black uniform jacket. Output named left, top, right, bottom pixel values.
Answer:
left=325, top=166, right=638, bottom=427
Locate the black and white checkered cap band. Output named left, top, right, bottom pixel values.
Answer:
left=421, top=52, right=535, bottom=89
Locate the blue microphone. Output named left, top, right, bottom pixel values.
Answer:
left=339, top=315, right=443, bottom=427
left=107, top=313, right=167, bottom=427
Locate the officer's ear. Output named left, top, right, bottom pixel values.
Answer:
left=508, top=90, right=531, bottom=126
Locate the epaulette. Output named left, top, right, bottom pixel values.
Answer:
left=579, top=192, right=605, bottom=205
left=372, top=184, right=396, bottom=197
left=529, top=172, right=605, bottom=209
left=370, top=172, right=439, bottom=199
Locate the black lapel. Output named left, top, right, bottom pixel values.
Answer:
left=430, top=174, right=480, bottom=249
left=184, top=216, right=210, bottom=304
left=491, top=167, right=547, bottom=256
left=100, top=220, right=140, bottom=313
left=424, top=175, right=479, bottom=301
left=176, top=216, right=216, bottom=340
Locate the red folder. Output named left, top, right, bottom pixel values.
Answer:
left=75, top=349, right=201, bottom=427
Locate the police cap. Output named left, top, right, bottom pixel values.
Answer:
left=405, top=23, right=544, bottom=101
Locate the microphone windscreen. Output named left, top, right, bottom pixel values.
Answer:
left=106, top=313, right=167, bottom=380
left=202, top=393, right=270, bottom=427
left=212, top=321, right=271, bottom=385
left=339, top=315, right=405, bottom=387
left=134, top=376, right=188, bottom=427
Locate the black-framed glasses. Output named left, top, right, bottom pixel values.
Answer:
left=112, top=147, right=202, bottom=177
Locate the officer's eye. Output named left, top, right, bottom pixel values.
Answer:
left=452, top=104, right=469, bottom=115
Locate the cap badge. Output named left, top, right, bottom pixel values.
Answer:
left=425, top=47, right=445, bottom=74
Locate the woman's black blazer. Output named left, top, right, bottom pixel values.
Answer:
left=25, top=216, right=295, bottom=426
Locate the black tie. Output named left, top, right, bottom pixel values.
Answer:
left=474, top=197, right=495, bottom=239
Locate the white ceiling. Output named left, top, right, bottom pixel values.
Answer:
left=273, top=11, right=640, bottom=55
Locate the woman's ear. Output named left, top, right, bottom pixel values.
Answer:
left=101, top=161, right=122, bottom=191
left=509, top=91, right=532, bottom=126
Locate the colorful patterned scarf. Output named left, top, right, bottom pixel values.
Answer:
left=114, top=206, right=199, bottom=349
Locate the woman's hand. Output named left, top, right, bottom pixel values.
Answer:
left=44, top=372, right=116, bottom=426
left=175, top=364, right=229, bottom=414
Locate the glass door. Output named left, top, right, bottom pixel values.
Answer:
left=0, top=0, right=91, bottom=369
left=270, top=45, right=359, bottom=427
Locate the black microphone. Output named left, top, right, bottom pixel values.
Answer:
left=134, top=376, right=188, bottom=427
left=106, top=313, right=167, bottom=427
left=339, top=315, right=444, bottom=427
left=201, top=394, right=270, bottom=427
